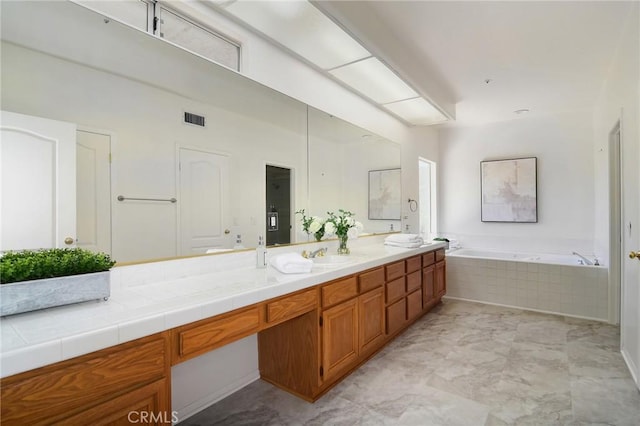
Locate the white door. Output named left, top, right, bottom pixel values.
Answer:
left=178, top=148, right=230, bottom=255
left=621, top=119, right=640, bottom=389
left=0, top=110, right=76, bottom=251
left=76, top=130, right=112, bottom=255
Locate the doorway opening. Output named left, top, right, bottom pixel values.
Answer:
left=608, top=121, right=622, bottom=325
left=419, top=157, right=437, bottom=239
left=266, top=165, right=292, bottom=246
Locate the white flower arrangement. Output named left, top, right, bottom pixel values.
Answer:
left=296, top=209, right=326, bottom=241
left=296, top=209, right=363, bottom=243
left=324, top=210, right=363, bottom=239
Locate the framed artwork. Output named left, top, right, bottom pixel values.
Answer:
left=368, top=168, right=401, bottom=220
left=481, top=157, right=537, bottom=223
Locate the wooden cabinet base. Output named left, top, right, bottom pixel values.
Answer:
left=2, top=249, right=446, bottom=416
left=0, top=332, right=171, bottom=425
left=258, top=310, right=319, bottom=400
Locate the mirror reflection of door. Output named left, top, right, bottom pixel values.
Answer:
left=76, top=130, right=112, bottom=255
left=179, top=148, right=230, bottom=255
left=0, top=111, right=76, bottom=251
left=265, top=165, right=291, bottom=246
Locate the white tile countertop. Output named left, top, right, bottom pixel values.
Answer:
left=0, top=236, right=445, bottom=378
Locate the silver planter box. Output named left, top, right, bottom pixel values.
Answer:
left=0, top=271, right=110, bottom=316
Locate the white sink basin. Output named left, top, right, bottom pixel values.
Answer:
left=312, top=255, right=356, bottom=268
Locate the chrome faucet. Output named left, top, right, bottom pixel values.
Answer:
left=302, top=247, right=327, bottom=258
left=572, top=251, right=593, bottom=266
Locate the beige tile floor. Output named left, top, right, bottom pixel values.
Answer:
left=180, top=300, right=640, bottom=426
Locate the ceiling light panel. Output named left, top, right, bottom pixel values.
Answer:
left=383, top=97, right=448, bottom=126
left=329, top=57, right=418, bottom=104
left=223, top=1, right=370, bottom=69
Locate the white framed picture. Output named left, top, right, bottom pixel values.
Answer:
left=368, top=168, right=401, bottom=220
left=481, top=157, right=537, bottom=223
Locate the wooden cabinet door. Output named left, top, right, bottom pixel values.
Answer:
left=435, top=260, right=446, bottom=297
left=358, top=287, right=385, bottom=355
left=423, top=265, right=435, bottom=309
left=407, top=289, right=422, bottom=321
left=61, top=379, right=171, bottom=425
left=321, top=298, right=359, bottom=382
left=386, top=298, right=407, bottom=336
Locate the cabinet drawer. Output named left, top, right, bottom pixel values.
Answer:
left=266, top=288, right=317, bottom=326
left=406, top=256, right=422, bottom=273
left=322, top=276, right=358, bottom=308
left=0, top=333, right=169, bottom=425
left=406, top=270, right=421, bottom=292
left=385, top=277, right=405, bottom=303
left=386, top=298, right=406, bottom=335
left=407, top=289, right=422, bottom=321
left=422, top=251, right=436, bottom=267
left=385, top=261, right=405, bottom=281
left=435, top=249, right=446, bottom=263
left=175, top=306, right=260, bottom=362
left=61, top=379, right=169, bottom=426
left=359, top=267, right=384, bottom=293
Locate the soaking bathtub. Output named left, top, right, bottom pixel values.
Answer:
left=446, top=248, right=609, bottom=321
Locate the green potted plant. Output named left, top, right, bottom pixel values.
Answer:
left=0, top=248, right=116, bottom=316
left=433, top=237, right=450, bottom=250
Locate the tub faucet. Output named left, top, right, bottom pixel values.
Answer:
left=572, top=251, right=593, bottom=266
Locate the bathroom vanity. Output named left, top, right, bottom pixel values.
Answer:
left=0, top=241, right=446, bottom=424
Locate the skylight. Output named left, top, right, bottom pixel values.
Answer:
left=212, top=0, right=448, bottom=126
left=223, top=0, right=370, bottom=70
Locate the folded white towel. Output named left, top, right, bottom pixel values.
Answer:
left=384, top=233, right=422, bottom=244
left=270, top=253, right=313, bottom=274
left=384, top=240, right=424, bottom=249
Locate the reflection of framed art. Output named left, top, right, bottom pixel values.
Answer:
left=481, top=157, right=537, bottom=223
left=368, top=168, right=401, bottom=220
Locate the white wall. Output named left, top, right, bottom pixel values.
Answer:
left=438, top=111, right=596, bottom=255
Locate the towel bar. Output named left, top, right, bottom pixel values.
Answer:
left=117, top=195, right=177, bottom=203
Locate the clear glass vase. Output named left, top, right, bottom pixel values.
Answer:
left=337, top=234, right=350, bottom=255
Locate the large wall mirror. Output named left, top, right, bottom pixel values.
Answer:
left=0, top=1, right=400, bottom=264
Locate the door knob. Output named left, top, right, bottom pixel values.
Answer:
left=64, top=237, right=75, bottom=245
left=630, top=251, right=640, bottom=260
left=224, top=229, right=231, bottom=234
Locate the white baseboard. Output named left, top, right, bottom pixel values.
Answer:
left=621, top=347, right=639, bottom=391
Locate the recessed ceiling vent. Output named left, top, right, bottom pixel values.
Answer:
left=184, top=112, right=205, bottom=127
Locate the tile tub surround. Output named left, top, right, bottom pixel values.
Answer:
left=0, top=235, right=445, bottom=378
left=180, top=300, right=640, bottom=426
left=445, top=254, right=608, bottom=321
